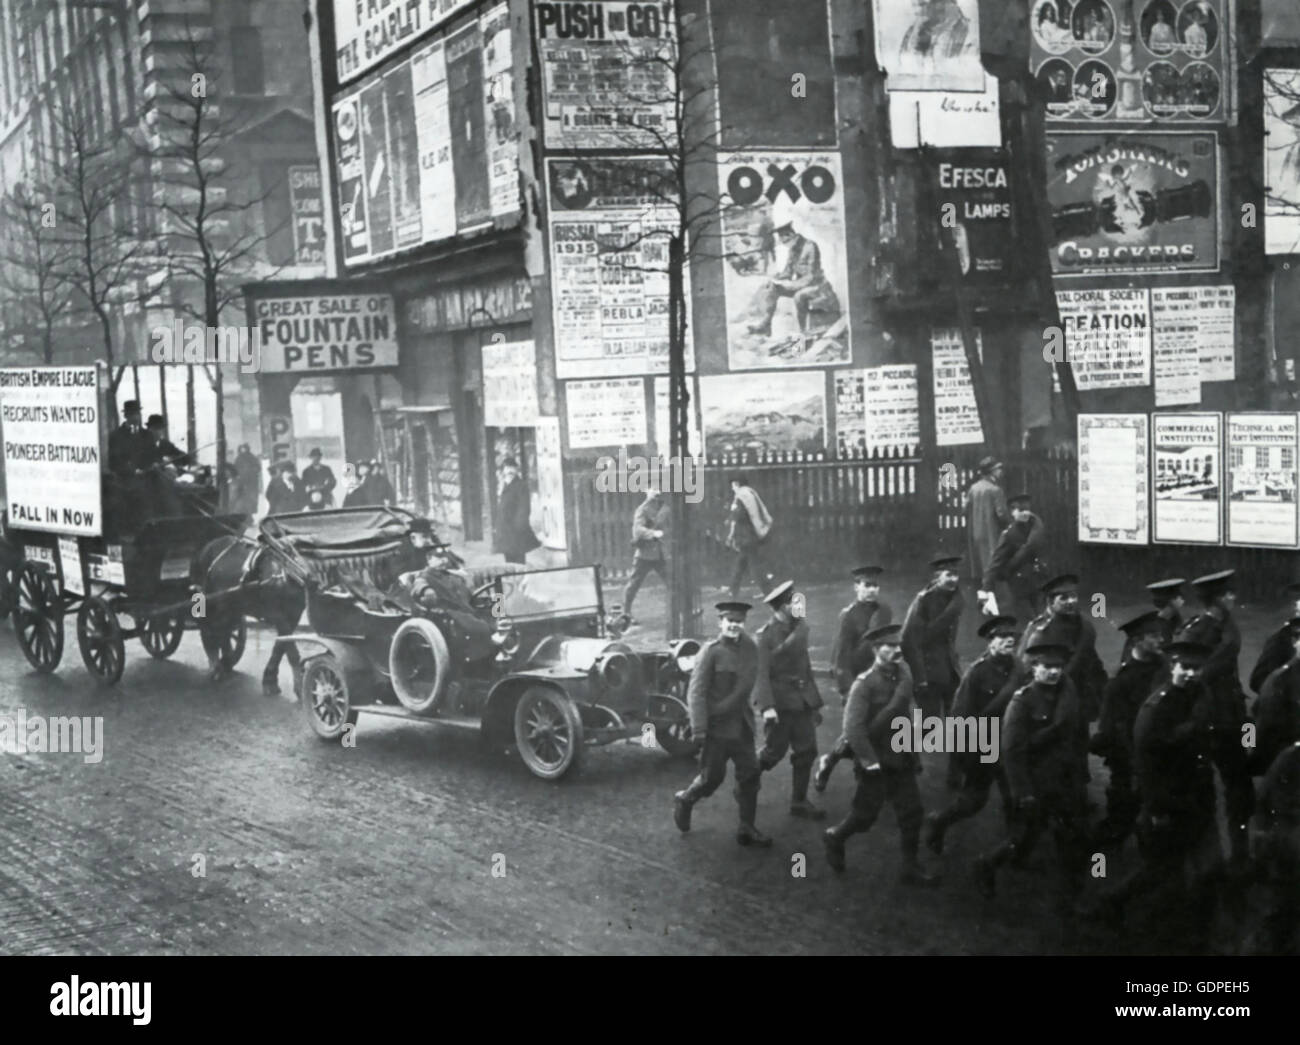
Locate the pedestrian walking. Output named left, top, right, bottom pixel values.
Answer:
left=673, top=601, right=771, bottom=847
left=923, top=615, right=1018, bottom=857
left=1120, top=578, right=1185, bottom=667
left=231, top=443, right=262, bottom=517
left=1090, top=610, right=1167, bottom=849
left=1249, top=581, right=1300, bottom=695
left=302, top=448, right=337, bottom=510
left=1176, top=570, right=1253, bottom=869
left=972, top=642, right=1089, bottom=913
left=494, top=457, right=540, bottom=565
left=966, top=456, right=1008, bottom=586
left=265, top=461, right=307, bottom=515
left=724, top=473, right=773, bottom=599
left=900, top=553, right=964, bottom=718
left=980, top=493, right=1045, bottom=622
left=822, top=624, right=939, bottom=885
left=1250, top=617, right=1300, bottom=776
left=754, top=581, right=825, bottom=821
left=620, top=485, right=670, bottom=624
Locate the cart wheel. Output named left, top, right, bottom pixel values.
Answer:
left=301, top=655, right=358, bottom=741
left=513, top=686, right=584, bottom=780
left=645, top=694, right=695, bottom=757
left=77, top=596, right=125, bottom=686
left=202, top=615, right=247, bottom=671
left=139, top=614, right=185, bottom=659
left=13, top=563, right=64, bottom=673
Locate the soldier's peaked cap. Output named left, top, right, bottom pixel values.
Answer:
left=1041, top=573, right=1080, bottom=596
left=763, top=580, right=795, bottom=607
left=1025, top=641, right=1070, bottom=663
left=1166, top=640, right=1210, bottom=664
left=978, top=615, right=1017, bottom=639
left=1008, top=493, right=1032, bottom=508
left=865, top=623, right=902, bottom=644
left=1146, top=577, right=1185, bottom=594
left=852, top=565, right=884, bottom=579
left=929, top=553, right=962, bottom=569
left=1118, top=609, right=1163, bottom=636
left=1191, top=569, right=1235, bottom=592
left=715, top=601, right=752, bottom=617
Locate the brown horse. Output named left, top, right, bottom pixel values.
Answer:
left=190, top=535, right=306, bottom=693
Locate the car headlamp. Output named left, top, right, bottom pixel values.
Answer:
left=671, top=639, right=701, bottom=674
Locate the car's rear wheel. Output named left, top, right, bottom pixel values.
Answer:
left=389, top=618, right=450, bottom=715
left=513, top=686, right=584, bottom=780
left=301, top=655, right=357, bottom=741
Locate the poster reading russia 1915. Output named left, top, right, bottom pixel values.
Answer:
left=1078, top=413, right=1149, bottom=545
left=1045, top=131, right=1220, bottom=276
left=534, top=0, right=678, bottom=151
left=1153, top=411, right=1222, bottom=545
left=719, top=151, right=851, bottom=370
left=547, top=157, right=690, bottom=379
left=873, top=0, right=984, bottom=93
left=1226, top=414, right=1300, bottom=548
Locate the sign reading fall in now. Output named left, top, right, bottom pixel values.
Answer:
left=254, top=294, right=399, bottom=372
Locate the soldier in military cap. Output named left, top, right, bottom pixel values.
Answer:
left=1119, top=578, right=1185, bottom=666
left=1176, top=569, right=1253, bottom=868
left=1091, top=609, right=1168, bottom=848
left=754, top=581, right=826, bottom=820
left=1254, top=741, right=1300, bottom=954
left=823, top=624, right=938, bottom=885
left=1251, top=616, right=1300, bottom=777
left=673, top=601, right=771, bottom=847
left=1249, top=581, right=1300, bottom=695
left=972, top=642, right=1088, bottom=913
left=900, top=553, right=964, bottom=718
left=922, top=615, right=1018, bottom=857
left=981, top=493, right=1046, bottom=624
left=1090, top=641, right=1219, bottom=947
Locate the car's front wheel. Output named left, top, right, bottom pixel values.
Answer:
left=301, top=655, right=358, bottom=741
left=513, top=686, right=584, bottom=780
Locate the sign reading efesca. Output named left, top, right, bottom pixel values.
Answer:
left=0, top=367, right=103, bottom=536
left=253, top=294, right=399, bottom=372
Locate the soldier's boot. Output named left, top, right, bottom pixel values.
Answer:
left=790, top=762, right=826, bottom=820
left=737, top=823, right=773, bottom=848
left=813, top=751, right=837, bottom=793
left=899, top=825, right=941, bottom=887
left=735, top=786, right=771, bottom=847
left=822, top=827, right=848, bottom=873
left=672, top=790, right=695, bottom=833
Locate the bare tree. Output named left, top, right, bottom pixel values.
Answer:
left=0, top=184, right=74, bottom=364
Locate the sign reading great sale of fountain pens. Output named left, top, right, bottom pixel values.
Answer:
left=1044, top=131, right=1220, bottom=276
left=253, top=294, right=399, bottom=372
left=0, top=367, right=103, bottom=536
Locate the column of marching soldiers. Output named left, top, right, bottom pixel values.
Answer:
left=670, top=560, right=1300, bottom=951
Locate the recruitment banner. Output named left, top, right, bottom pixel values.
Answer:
left=1264, top=69, right=1300, bottom=255
left=1045, top=131, right=1220, bottom=276
left=0, top=367, right=103, bottom=536
left=1078, top=413, right=1149, bottom=546
left=333, top=0, right=477, bottom=84
left=253, top=293, right=399, bottom=372
left=700, top=371, right=826, bottom=458
left=534, top=0, right=678, bottom=151
left=1151, top=287, right=1200, bottom=406
left=547, top=157, right=688, bottom=378
left=932, top=150, right=1015, bottom=285
left=1057, top=287, right=1151, bottom=391
left=483, top=340, right=540, bottom=428
left=1031, top=0, right=1227, bottom=123
left=1226, top=413, right=1300, bottom=548
left=288, top=166, right=325, bottom=266
left=873, top=0, right=984, bottom=93
left=1152, top=411, right=1222, bottom=545
left=564, top=377, right=647, bottom=448
left=719, top=151, right=851, bottom=370
left=932, top=328, right=983, bottom=447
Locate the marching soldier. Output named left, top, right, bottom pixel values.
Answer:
left=1249, top=581, right=1300, bottom=695
left=1176, top=569, right=1253, bottom=869
left=972, top=642, right=1088, bottom=911
left=1119, top=578, right=1185, bottom=666
left=815, top=565, right=891, bottom=793
left=1017, top=574, right=1107, bottom=723
left=822, top=624, right=939, bottom=885
left=922, top=615, right=1018, bottom=856
left=1090, top=610, right=1167, bottom=849
left=754, top=581, right=826, bottom=820
left=900, top=553, right=964, bottom=718
left=673, top=601, right=771, bottom=847
left=1091, top=642, right=1220, bottom=948
left=1251, top=617, right=1300, bottom=777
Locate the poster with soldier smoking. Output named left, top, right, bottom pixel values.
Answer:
left=1078, top=413, right=1149, bottom=545
left=1264, top=69, right=1300, bottom=255
left=534, top=0, right=678, bottom=151
left=873, top=0, right=984, bottom=93
left=564, top=378, right=647, bottom=448
left=1056, top=287, right=1151, bottom=390
left=700, top=371, right=826, bottom=458
left=719, top=151, right=851, bottom=370
left=1152, top=411, right=1222, bottom=545
left=931, top=329, right=984, bottom=447
left=1044, top=131, right=1220, bottom=277
left=1151, top=287, right=1201, bottom=406
left=933, top=151, right=1015, bottom=285
left=1031, top=0, right=1227, bottom=123
left=1225, top=413, right=1300, bottom=548
left=547, top=157, right=690, bottom=379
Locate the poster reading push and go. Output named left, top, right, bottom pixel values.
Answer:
left=0, top=367, right=103, bottom=536
left=1153, top=411, right=1222, bottom=545
left=1078, top=413, right=1149, bottom=545
left=1226, top=413, right=1300, bottom=549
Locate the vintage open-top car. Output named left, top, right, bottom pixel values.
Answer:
left=266, top=508, right=700, bottom=780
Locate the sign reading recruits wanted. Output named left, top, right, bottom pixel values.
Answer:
left=1045, top=131, right=1219, bottom=276
left=254, top=295, right=399, bottom=373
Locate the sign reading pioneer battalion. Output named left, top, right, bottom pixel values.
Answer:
left=0, top=367, right=102, bottom=537
left=254, top=294, right=398, bottom=372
